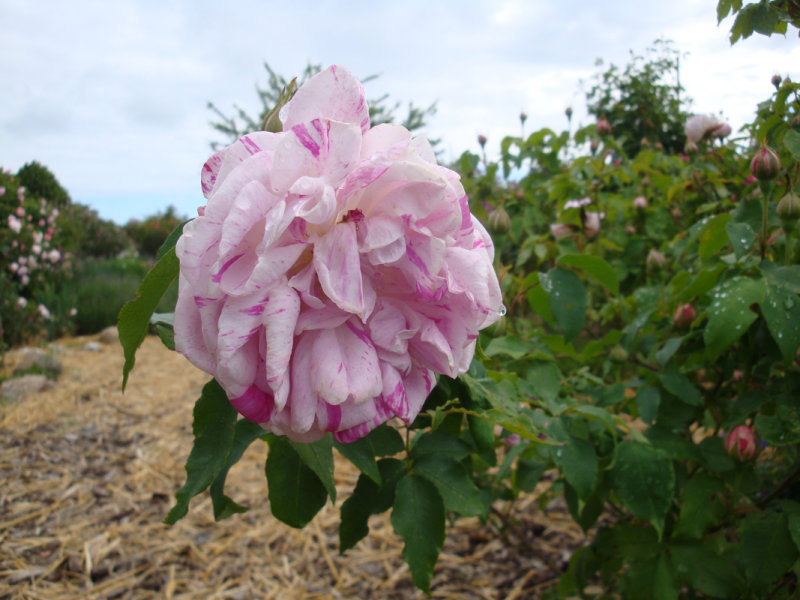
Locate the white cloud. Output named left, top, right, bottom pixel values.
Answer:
left=0, top=0, right=796, bottom=223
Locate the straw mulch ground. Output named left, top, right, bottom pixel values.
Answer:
left=0, top=335, right=586, bottom=599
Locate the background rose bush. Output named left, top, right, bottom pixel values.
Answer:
left=114, top=38, right=800, bottom=599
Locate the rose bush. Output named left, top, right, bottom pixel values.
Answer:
left=173, top=65, right=502, bottom=442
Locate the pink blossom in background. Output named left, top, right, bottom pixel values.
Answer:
left=563, top=197, right=591, bottom=210
left=37, top=304, right=50, bottom=319
left=633, top=196, right=648, bottom=209
left=69, top=307, right=78, bottom=317
left=17, top=297, right=27, bottom=309
left=0, top=186, right=5, bottom=196
left=7, top=214, right=22, bottom=234
left=174, top=65, right=503, bottom=443
left=684, top=114, right=731, bottom=143
left=47, top=249, right=61, bottom=262
left=15, top=207, right=24, bottom=217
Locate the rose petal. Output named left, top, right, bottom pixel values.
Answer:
left=280, top=65, right=370, bottom=134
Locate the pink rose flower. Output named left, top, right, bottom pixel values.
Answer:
left=174, top=65, right=502, bottom=443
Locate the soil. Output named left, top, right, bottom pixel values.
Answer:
left=0, top=335, right=586, bottom=599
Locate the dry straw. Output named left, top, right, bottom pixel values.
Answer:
left=1, top=336, right=585, bottom=599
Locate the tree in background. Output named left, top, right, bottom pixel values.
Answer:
left=584, top=39, right=691, bottom=157
left=124, top=205, right=184, bottom=258
left=16, top=161, right=71, bottom=207
left=208, top=62, right=438, bottom=150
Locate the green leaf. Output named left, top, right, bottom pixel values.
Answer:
left=151, top=312, right=175, bottom=351
left=717, top=0, right=732, bottom=22
left=540, top=267, right=587, bottom=340
left=704, top=276, right=765, bottom=359
left=290, top=435, right=336, bottom=502
left=611, top=441, right=674, bottom=538
left=339, top=458, right=405, bottom=552
left=557, top=253, right=620, bottom=295
left=726, top=221, right=757, bottom=259
left=525, top=362, right=562, bottom=404
left=659, top=371, right=703, bottom=407
left=655, top=337, right=683, bottom=367
left=671, top=542, right=745, bottom=597
left=762, top=263, right=800, bottom=294
left=756, top=403, right=800, bottom=446
left=156, top=219, right=189, bottom=260
left=636, top=386, right=660, bottom=425
left=741, top=513, right=798, bottom=590
left=674, top=472, right=725, bottom=539
left=334, top=424, right=404, bottom=484
left=414, top=455, right=486, bottom=517
left=391, top=474, right=445, bottom=593
left=760, top=283, right=800, bottom=363
left=784, top=129, right=800, bottom=161
left=210, top=419, right=267, bottom=520
left=266, top=436, right=328, bottom=528
left=483, top=335, right=529, bottom=359
left=624, top=554, right=679, bottom=600
left=527, top=277, right=555, bottom=326
left=118, top=247, right=180, bottom=391
left=165, top=379, right=238, bottom=524
left=698, top=214, right=732, bottom=261
left=411, top=430, right=472, bottom=461
left=552, top=436, right=597, bottom=500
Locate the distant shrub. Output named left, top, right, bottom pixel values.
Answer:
left=124, top=205, right=184, bottom=258
left=16, top=161, right=71, bottom=207
left=61, top=256, right=177, bottom=335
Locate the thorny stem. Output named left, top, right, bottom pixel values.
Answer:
left=756, top=461, right=800, bottom=509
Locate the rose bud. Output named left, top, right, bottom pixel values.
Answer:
left=597, top=118, right=612, bottom=136
left=646, top=249, right=667, bottom=270
left=772, top=74, right=782, bottom=88
left=565, top=107, right=572, bottom=119
left=725, top=425, right=757, bottom=461
left=673, top=303, right=696, bottom=329
left=487, top=206, right=512, bottom=234
left=477, top=134, right=487, bottom=148
left=520, top=112, right=528, bottom=124
left=750, top=145, right=781, bottom=180
left=633, top=196, right=648, bottom=209
left=776, top=192, right=800, bottom=226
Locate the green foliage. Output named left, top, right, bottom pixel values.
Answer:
left=718, top=0, right=800, bottom=43
left=119, top=44, right=800, bottom=597
left=16, top=161, right=71, bottom=207
left=58, top=202, right=131, bottom=259
left=164, top=379, right=239, bottom=524
left=124, top=205, right=185, bottom=258
left=118, top=246, right=179, bottom=390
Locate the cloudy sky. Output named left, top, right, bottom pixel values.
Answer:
left=1, top=0, right=798, bottom=224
